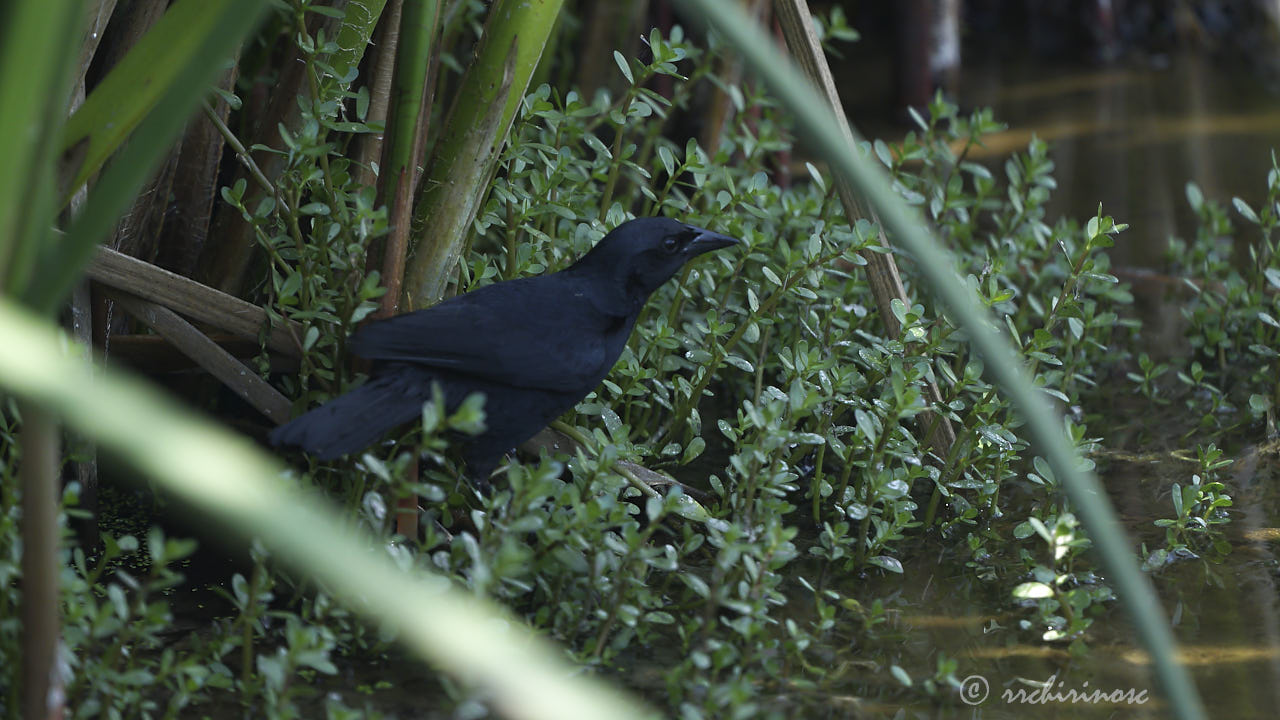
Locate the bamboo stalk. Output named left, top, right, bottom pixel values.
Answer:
left=376, top=0, right=442, bottom=540
left=331, top=0, right=391, bottom=83
left=380, top=0, right=442, bottom=315
left=353, top=0, right=404, bottom=189
left=403, top=0, right=566, bottom=308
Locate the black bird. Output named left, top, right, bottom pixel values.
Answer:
left=269, top=216, right=738, bottom=479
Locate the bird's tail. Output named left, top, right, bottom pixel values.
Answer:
left=269, top=375, right=424, bottom=460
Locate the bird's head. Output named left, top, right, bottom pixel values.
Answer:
left=573, top=217, right=739, bottom=304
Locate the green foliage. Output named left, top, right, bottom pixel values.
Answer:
left=1, top=462, right=236, bottom=719
left=1012, top=512, right=1113, bottom=648
left=60, top=528, right=210, bottom=720
left=4, top=3, right=1233, bottom=718
left=221, top=1, right=388, bottom=400
left=1147, top=444, right=1234, bottom=565
left=1127, top=352, right=1171, bottom=403
left=342, top=33, right=1139, bottom=717
left=1169, top=159, right=1280, bottom=434
left=811, top=6, right=861, bottom=52
left=213, top=18, right=1145, bottom=717
left=0, top=465, right=366, bottom=719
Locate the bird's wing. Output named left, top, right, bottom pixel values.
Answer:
left=348, top=276, right=626, bottom=393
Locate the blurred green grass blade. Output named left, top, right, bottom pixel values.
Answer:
left=27, top=0, right=269, bottom=313
left=0, top=295, right=660, bottom=717
left=0, top=296, right=656, bottom=720
left=676, top=1, right=1206, bottom=718
left=0, top=0, right=84, bottom=297
left=58, top=0, right=263, bottom=201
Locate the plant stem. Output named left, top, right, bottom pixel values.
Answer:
left=202, top=102, right=294, bottom=220
left=19, top=403, right=61, bottom=720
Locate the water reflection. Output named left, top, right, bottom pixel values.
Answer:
left=829, top=438, right=1280, bottom=717
left=960, top=53, right=1280, bottom=269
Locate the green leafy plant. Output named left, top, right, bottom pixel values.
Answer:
left=1012, top=512, right=1114, bottom=648
left=0, top=2, right=1223, bottom=719
left=217, top=4, right=389, bottom=401
left=258, top=21, right=1171, bottom=715
left=1169, top=163, right=1280, bottom=435
left=1148, top=444, right=1234, bottom=563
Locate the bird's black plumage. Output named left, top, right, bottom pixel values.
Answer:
left=269, top=216, right=738, bottom=478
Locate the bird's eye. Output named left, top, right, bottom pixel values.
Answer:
left=663, top=230, right=700, bottom=254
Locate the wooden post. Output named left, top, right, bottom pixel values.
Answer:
left=105, top=289, right=293, bottom=424
left=19, top=404, right=62, bottom=720
left=773, top=0, right=956, bottom=458
left=85, top=245, right=304, bottom=358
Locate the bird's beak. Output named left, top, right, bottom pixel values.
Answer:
left=687, top=228, right=740, bottom=256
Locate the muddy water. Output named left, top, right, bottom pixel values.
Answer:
left=957, top=53, right=1280, bottom=357
left=830, top=444, right=1280, bottom=718
left=834, top=54, right=1280, bottom=717
left=960, top=53, right=1280, bottom=266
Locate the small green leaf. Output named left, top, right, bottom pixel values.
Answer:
left=613, top=50, right=634, bottom=84
left=356, top=85, right=370, bottom=120
left=645, top=496, right=662, bottom=523
left=873, top=139, right=893, bottom=168
left=657, top=145, right=675, bottom=177
left=107, top=583, right=129, bottom=620
left=1012, top=582, right=1054, bottom=599
left=1233, top=197, right=1259, bottom=224
left=682, top=436, right=705, bottom=463
left=869, top=555, right=903, bottom=573
left=1027, top=516, right=1052, bottom=543
left=278, top=271, right=301, bottom=299
left=1185, top=181, right=1203, bottom=210
left=680, top=573, right=710, bottom=598
left=1067, top=317, right=1084, bottom=340
left=600, top=406, right=623, bottom=438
